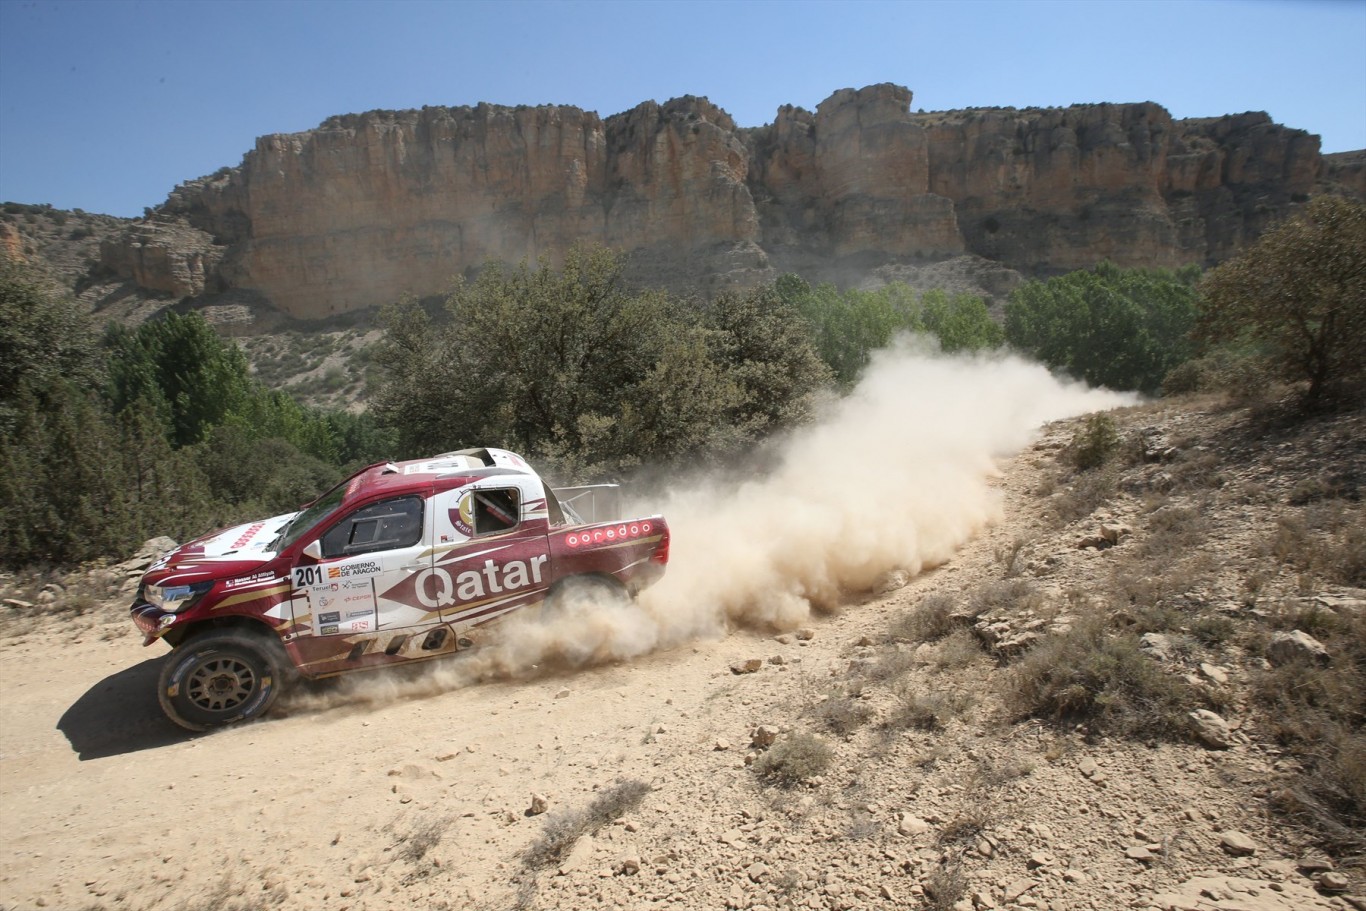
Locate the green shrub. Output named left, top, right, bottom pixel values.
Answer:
left=753, top=732, right=834, bottom=787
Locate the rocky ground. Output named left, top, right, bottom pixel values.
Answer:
left=0, top=393, right=1362, bottom=911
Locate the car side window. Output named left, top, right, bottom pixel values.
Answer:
left=320, top=496, right=424, bottom=558
left=473, top=488, right=519, bottom=536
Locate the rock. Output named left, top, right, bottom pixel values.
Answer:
left=1267, top=630, right=1330, bottom=666
left=1126, top=845, right=1155, bottom=862
left=1078, top=757, right=1099, bottom=778
left=1199, top=662, right=1229, bottom=684
left=719, top=828, right=745, bottom=847
left=1062, top=869, right=1090, bottom=884
left=1316, top=872, right=1348, bottom=892
left=1140, top=632, right=1177, bottom=660
left=768, top=655, right=785, bottom=666
left=713, top=738, right=732, bottom=751
left=1297, top=854, right=1334, bottom=874
left=618, top=854, right=640, bottom=876
left=1219, top=830, right=1259, bottom=856
left=730, top=659, right=763, bottom=675
left=795, top=628, right=816, bottom=641
left=1002, top=879, right=1038, bottom=902
left=745, top=861, right=768, bottom=883
left=559, top=835, right=595, bottom=874
left=750, top=725, right=780, bottom=749
left=1189, top=709, right=1234, bottom=749
left=1100, top=523, right=1133, bottom=545
left=554, top=688, right=571, bottom=699
left=897, top=814, right=930, bottom=837
left=1026, top=852, right=1053, bottom=869
left=529, top=794, right=549, bottom=816
left=875, top=569, right=911, bottom=593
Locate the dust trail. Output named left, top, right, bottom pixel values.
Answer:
left=285, top=338, right=1133, bottom=714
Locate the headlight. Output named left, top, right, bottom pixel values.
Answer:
left=146, top=580, right=214, bottom=612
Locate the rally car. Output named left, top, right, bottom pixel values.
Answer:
left=130, top=448, right=669, bottom=730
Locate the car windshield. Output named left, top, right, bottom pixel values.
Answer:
left=271, top=479, right=351, bottom=552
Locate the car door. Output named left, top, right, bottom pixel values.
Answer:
left=291, top=492, right=435, bottom=639
left=430, top=478, right=551, bottom=627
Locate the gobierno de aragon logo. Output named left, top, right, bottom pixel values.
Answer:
left=327, top=560, right=382, bottom=580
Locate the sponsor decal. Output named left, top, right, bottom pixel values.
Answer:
left=229, top=522, right=266, bottom=550
left=321, top=625, right=339, bottom=635
left=319, top=611, right=340, bottom=623
left=566, top=522, right=652, bottom=548
left=326, top=560, right=382, bottom=580
left=411, top=555, right=548, bottom=608
left=449, top=494, right=476, bottom=537
left=224, top=571, right=277, bottom=590
left=317, top=595, right=334, bottom=608
left=346, top=609, right=372, bottom=619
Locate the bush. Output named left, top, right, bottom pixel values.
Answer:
left=887, top=593, right=958, bottom=642
left=1066, top=413, right=1121, bottom=471
left=1002, top=617, right=1200, bottom=740
left=753, top=732, right=834, bottom=787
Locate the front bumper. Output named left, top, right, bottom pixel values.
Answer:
left=130, top=602, right=176, bottom=645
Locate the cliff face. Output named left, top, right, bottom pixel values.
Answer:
left=97, top=84, right=1352, bottom=320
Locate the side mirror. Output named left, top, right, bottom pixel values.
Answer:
left=302, top=540, right=323, bottom=562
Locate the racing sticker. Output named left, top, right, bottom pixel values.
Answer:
left=295, top=558, right=380, bottom=635
left=449, top=493, right=475, bottom=537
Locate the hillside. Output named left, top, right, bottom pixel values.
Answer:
left=4, top=85, right=1364, bottom=337
left=1, top=380, right=1361, bottom=911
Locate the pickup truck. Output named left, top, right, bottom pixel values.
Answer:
left=130, top=448, right=669, bottom=731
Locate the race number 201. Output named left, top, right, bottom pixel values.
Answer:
left=293, top=566, right=325, bottom=588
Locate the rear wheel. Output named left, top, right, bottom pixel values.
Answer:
left=158, top=631, right=285, bottom=732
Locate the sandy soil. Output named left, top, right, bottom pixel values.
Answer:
left=3, top=390, right=1362, bottom=911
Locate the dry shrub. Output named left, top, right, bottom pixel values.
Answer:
left=887, top=592, right=957, bottom=643
left=753, top=732, right=834, bottom=788
left=1251, top=610, right=1365, bottom=856
left=810, top=692, right=874, bottom=736
left=1051, top=467, right=1121, bottom=523
left=1001, top=617, right=1199, bottom=740
left=923, top=863, right=968, bottom=911
left=1189, top=613, right=1236, bottom=646
left=522, top=779, right=650, bottom=870
left=883, top=687, right=972, bottom=733
left=931, top=628, right=986, bottom=669
left=398, top=814, right=451, bottom=864
left=1140, top=504, right=1207, bottom=558
left=969, top=578, right=1044, bottom=617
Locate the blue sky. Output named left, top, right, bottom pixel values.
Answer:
left=1, top=0, right=1363, bottom=218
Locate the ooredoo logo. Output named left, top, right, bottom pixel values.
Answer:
left=565, top=522, right=652, bottom=548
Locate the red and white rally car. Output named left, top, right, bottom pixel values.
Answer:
left=130, top=448, right=669, bottom=730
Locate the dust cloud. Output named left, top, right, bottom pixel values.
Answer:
left=288, top=338, right=1133, bottom=713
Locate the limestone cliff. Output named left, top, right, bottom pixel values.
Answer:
left=91, top=84, right=1358, bottom=321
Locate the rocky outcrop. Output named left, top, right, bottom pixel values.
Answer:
left=94, top=84, right=1360, bottom=321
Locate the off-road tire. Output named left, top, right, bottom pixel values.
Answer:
left=158, top=630, right=285, bottom=732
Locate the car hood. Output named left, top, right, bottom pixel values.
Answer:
left=142, top=512, right=297, bottom=586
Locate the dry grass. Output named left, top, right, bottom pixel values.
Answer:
left=809, top=691, right=875, bottom=736
left=886, top=592, right=957, bottom=643
left=397, top=814, right=451, bottom=864
left=1251, top=610, right=1366, bottom=859
left=882, top=686, right=972, bottom=733
left=923, top=863, right=968, bottom=911
left=521, top=779, right=650, bottom=871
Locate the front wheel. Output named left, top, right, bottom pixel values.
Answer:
left=158, top=631, right=285, bottom=732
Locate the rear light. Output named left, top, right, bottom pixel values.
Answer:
left=651, top=526, right=670, bottom=565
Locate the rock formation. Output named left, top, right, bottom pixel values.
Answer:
left=83, top=84, right=1360, bottom=321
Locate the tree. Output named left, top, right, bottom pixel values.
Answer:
left=1197, top=196, right=1366, bottom=405
left=1005, top=262, right=1199, bottom=394
left=919, top=289, right=1005, bottom=353
left=374, top=246, right=831, bottom=478
left=0, top=256, right=104, bottom=434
